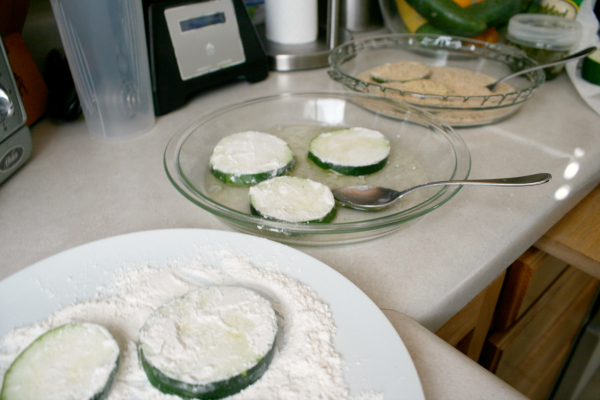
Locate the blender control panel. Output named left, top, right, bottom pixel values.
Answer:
left=143, top=0, right=268, bottom=115
left=164, top=0, right=246, bottom=81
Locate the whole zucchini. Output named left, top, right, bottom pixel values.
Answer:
left=404, top=0, right=487, bottom=36
left=416, top=23, right=447, bottom=35
left=465, top=0, right=522, bottom=28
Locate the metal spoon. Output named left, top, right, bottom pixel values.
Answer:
left=332, top=173, right=552, bottom=211
left=486, top=47, right=596, bottom=92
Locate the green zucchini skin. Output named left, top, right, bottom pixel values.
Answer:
left=209, top=131, right=295, bottom=186
left=308, top=128, right=390, bottom=176
left=139, top=287, right=279, bottom=399
left=250, top=202, right=337, bottom=224
left=464, top=0, right=522, bottom=28
left=210, top=160, right=295, bottom=186
left=405, top=0, right=486, bottom=36
left=307, top=151, right=388, bottom=177
left=582, top=50, right=600, bottom=85
left=415, top=23, right=447, bottom=35
left=249, top=176, right=337, bottom=223
left=91, top=357, right=120, bottom=400
left=139, top=335, right=277, bottom=399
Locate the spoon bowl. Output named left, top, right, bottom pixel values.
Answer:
left=333, top=173, right=552, bottom=211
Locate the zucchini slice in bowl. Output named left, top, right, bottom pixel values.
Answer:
left=0, top=322, right=120, bottom=400
left=370, top=61, right=431, bottom=83
left=249, top=176, right=336, bottom=223
left=308, top=127, right=390, bottom=176
left=209, top=131, right=295, bottom=185
left=139, top=286, right=278, bottom=399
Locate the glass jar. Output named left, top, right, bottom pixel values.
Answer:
left=507, top=13, right=582, bottom=80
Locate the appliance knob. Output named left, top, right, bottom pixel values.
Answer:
left=0, top=84, right=15, bottom=123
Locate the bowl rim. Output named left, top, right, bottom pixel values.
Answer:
left=328, top=33, right=546, bottom=111
left=164, top=91, right=472, bottom=236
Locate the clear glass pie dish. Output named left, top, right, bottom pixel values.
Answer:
left=328, top=34, right=545, bottom=128
left=164, top=92, right=471, bottom=246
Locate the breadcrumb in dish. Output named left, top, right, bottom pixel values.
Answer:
left=356, top=61, right=519, bottom=125
left=358, top=61, right=515, bottom=97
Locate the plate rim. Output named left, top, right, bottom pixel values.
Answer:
left=0, top=228, right=425, bottom=399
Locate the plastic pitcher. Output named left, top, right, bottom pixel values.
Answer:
left=50, top=0, right=155, bottom=140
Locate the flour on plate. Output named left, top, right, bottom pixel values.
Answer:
left=0, top=247, right=382, bottom=399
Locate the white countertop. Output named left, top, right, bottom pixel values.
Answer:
left=1, top=65, right=598, bottom=399
left=3, top=68, right=599, bottom=330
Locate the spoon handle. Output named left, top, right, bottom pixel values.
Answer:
left=424, top=173, right=552, bottom=189
left=491, top=46, right=596, bottom=88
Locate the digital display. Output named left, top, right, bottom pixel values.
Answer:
left=180, top=12, right=226, bottom=32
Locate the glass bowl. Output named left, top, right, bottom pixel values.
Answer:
left=328, top=33, right=545, bottom=127
left=164, top=92, right=471, bottom=246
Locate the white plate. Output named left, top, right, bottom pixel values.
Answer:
left=0, top=229, right=424, bottom=399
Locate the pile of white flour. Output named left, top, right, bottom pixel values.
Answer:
left=0, top=248, right=382, bottom=399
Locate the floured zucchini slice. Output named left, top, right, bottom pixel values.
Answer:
left=209, top=131, right=295, bottom=185
left=0, top=322, right=120, bottom=400
left=249, top=176, right=336, bottom=223
left=139, top=286, right=278, bottom=399
left=308, top=127, right=390, bottom=176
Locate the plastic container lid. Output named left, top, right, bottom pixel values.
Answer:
left=507, top=13, right=583, bottom=50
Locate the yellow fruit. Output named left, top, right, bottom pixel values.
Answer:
left=395, top=0, right=428, bottom=33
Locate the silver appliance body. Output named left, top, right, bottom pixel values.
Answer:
left=340, top=0, right=383, bottom=32
left=0, top=35, right=32, bottom=185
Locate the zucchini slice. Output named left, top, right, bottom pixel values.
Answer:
left=249, top=176, right=336, bottom=223
left=209, top=131, right=295, bottom=185
left=308, top=127, right=390, bottom=176
left=0, top=322, right=120, bottom=400
left=582, top=48, right=600, bottom=86
left=139, top=286, right=278, bottom=399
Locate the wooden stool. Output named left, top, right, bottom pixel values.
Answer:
left=535, top=184, right=600, bottom=279
left=535, top=184, right=600, bottom=400
left=437, top=184, right=600, bottom=400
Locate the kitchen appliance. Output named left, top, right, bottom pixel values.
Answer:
left=255, top=0, right=381, bottom=72
left=340, top=0, right=383, bottom=32
left=142, top=0, right=269, bottom=115
left=256, top=0, right=352, bottom=71
left=0, top=35, right=32, bottom=185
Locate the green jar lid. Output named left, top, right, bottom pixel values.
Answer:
left=507, top=13, right=583, bottom=51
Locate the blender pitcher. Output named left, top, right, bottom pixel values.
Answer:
left=50, top=0, right=155, bottom=140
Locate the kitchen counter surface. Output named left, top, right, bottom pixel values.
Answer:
left=3, top=68, right=600, bottom=330
left=1, top=65, right=599, bottom=398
